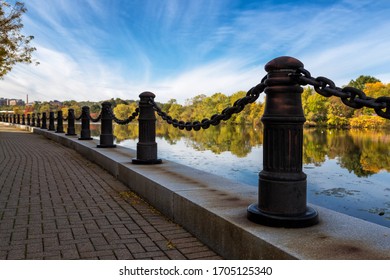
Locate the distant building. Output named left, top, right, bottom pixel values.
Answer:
left=8, top=99, right=25, bottom=106
left=51, top=100, right=62, bottom=107
left=0, top=98, right=25, bottom=106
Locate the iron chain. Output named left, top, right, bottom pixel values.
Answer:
left=293, top=68, right=390, bottom=119
left=107, top=107, right=140, bottom=125
left=89, top=112, right=102, bottom=123
left=148, top=75, right=267, bottom=131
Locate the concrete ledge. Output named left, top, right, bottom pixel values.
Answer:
left=6, top=123, right=390, bottom=259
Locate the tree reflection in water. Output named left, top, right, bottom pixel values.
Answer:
left=112, top=123, right=390, bottom=177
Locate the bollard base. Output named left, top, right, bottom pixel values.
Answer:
left=55, top=131, right=65, bottom=133
left=132, top=158, right=162, bottom=165
left=247, top=203, right=319, bottom=228
left=78, top=137, right=93, bottom=140
left=66, top=133, right=77, bottom=136
left=97, top=144, right=116, bottom=148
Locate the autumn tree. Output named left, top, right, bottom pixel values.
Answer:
left=113, top=103, right=138, bottom=120
left=0, top=1, right=37, bottom=77
left=347, top=75, right=380, bottom=91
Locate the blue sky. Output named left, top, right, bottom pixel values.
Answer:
left=2, top=0, right=390, bottom=104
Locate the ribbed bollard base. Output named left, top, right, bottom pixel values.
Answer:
left=132, top=158, right=162, bottom=165
left=66, top=133, right=77, bottom=136
left=247, top=204, right=319, bottom=228
left=78, top=137, right=93, bottom=140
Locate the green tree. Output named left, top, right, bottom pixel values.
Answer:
left=161, top=98, right=177, bottom=114
left=347, top=75, right=380, bottom=91
left=326, top=96, right=353, bottom=127
left=0, top=1, right=37, bottom=77
left=38, top=102, right=51, bottom=113
left=90, top=104, right=101, bottom=114
left=305, top=90, right=328, bottom=124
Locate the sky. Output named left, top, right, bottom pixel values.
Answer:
left=2, top=0, right=390, bottom=104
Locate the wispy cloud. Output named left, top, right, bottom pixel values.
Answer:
left=149, top=59, right=264, bottom=103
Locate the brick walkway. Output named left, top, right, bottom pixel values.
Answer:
left=0, top=123, right=221, bottom=260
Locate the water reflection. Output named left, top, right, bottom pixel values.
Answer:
left=112, top=123, right=390, bottom=177
left=304, top=128, right=390, bottom=176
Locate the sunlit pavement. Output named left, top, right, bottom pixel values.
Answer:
left=0, top=123, right=222, bottom=260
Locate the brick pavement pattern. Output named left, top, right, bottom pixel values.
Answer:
left=0, top=124, right=222, bottom=260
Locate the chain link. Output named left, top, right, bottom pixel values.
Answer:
left=293, top=68, right=390, bottom=119
left=107, top=107, right=140, bottom=125
left=148, top=75, right=267, bottom=131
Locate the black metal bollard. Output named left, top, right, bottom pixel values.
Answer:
left=36, top=113, right=41, bottom=127
left=27, top=114, right=31, bottom=126
left=132, top=92, right=162, bottom=164
left=56, top=111, right=65, bottom=133
left=79, top=106, right=93, bottom=140
left=13, top=114, right=16, bottom=124
left=247, top=56, right=318, bottom=228
left=97, top=102, right=116, bottom=148
left=17, top=114, right=20, bottom=124
left=48, top=112, right=55, bottom=130
left=41, top=112, right=47, bottom=129
left=31, top=113, right=36, bottom=126
left=66, top=108, right=77, bottom=136
left=22, top=114, right=25, bottom=125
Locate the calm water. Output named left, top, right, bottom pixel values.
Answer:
left=79, top=123, right=390, bottom=228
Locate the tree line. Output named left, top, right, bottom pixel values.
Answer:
left=1, top=75, right=389, bottom=129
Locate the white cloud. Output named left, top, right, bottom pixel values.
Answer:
left=298, top=22, right=390, bottom=86
left=148, top=59, right=265, bottom=104
left=1, top=45, right=141, bottom=102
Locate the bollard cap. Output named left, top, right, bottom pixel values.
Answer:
left=139, top=91, right=156, bottom=98
left=101, top=101, right=112, bottom=106
left=265, top=56, right=303, bottom=72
